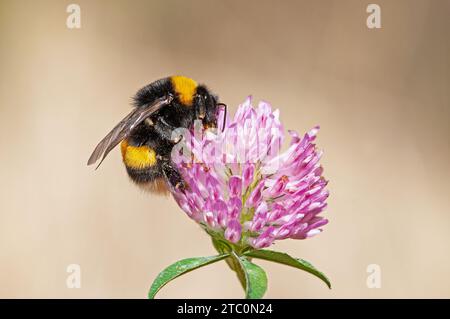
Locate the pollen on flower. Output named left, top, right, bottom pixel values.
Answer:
left=170, top=97, right=329, bottom=249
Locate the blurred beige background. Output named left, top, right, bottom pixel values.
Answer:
left=0, top=0, right=449, bottom=298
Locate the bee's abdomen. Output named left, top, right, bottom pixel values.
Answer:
left=120, top=140, right=157, bottom=169
left=125, top=168, right=169, bottom=195
left=120, top=139, right=169, bottom=195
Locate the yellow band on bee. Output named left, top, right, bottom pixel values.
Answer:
left=171, top=75, right=197, bottom=106
left=121, top=140, right=157, bottom=169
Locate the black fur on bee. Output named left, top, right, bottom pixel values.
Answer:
left=87, top=76, right=223, bottom=194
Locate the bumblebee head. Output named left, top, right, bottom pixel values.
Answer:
left=195, top=85, right=219, bottom=129
left=170, top=76, right=220, bottom=129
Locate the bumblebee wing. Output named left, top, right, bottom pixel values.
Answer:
left=87, top=95, right=172, bottom=169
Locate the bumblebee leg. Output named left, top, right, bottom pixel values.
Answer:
left=162, top=161, right=186, bottom=191
left=153, top=117, right=183, bottom=144
left=194, top=94, right=206, bottom=120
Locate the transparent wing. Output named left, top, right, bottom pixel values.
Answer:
left=87, top=95, right=172, bottom=169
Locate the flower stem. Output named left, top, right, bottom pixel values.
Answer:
left=211, top=237, right=247, bottom=290
left=227, top=255, right=246, bottom=289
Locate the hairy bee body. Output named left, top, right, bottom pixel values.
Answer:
left=88, top=75, right=220, bottom=194
left=120, top=123, right=171, bottom=194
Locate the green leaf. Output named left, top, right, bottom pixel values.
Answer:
left=245, top=249, right=331, bottom=289
left=148, top=254, right=229, bottom=299
left=231, top=252, right=268, bottom=299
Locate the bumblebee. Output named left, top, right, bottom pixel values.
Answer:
left=87, top=76, right=222, bottom=194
